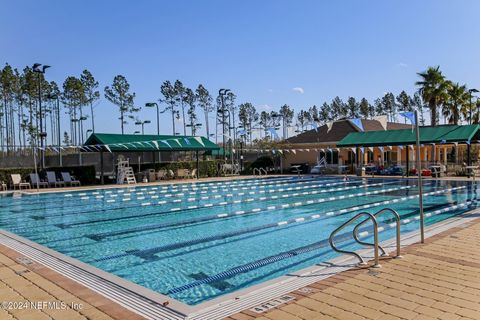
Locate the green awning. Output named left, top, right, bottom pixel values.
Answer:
left=205, top=147, right=231, bottom=157
left=337, top=124, right=480, bottom=147
left=83, top=133, right=219, bottom=152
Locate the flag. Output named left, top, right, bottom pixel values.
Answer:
left=360, top=147, right=364, bottom=154
left=368, top=147, right=374, bottom=152
left=152, top=141, right=159, bottom=149
left=238, top=129, right=247, bottom=136
left=183, top=138, right=191, bottom=145
left=373, top=115, right=388, bottom=130
left=326, top=121, right=334, bottom=133
left=105, top=145, right=112, bottom=153
left=378, top=146, right=384, bottom=153
left=398, top=145, right=404, bottom=150
left=292, top=149, right=297, bottom=154
left=307, top=122, right=319, bottom=130
left=351, top=147, right=356, bottom=154
left=267, top=127, right=279, bottom=139
left=349, top=118, right=364, bottom=131
left=466, top=139, right=471, bottom=145
left=399, top=111, right=416, bottom=125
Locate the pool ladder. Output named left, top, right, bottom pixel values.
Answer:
left=253, top=168, right=268, bottom=176
left=329, top=208, right=402, bottom=268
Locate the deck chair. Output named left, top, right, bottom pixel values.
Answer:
left=11, top=174, right=31, bottom=190
left=61, top=172, right=81, bottom=186
left=29, top=173, right=48, bottom=188
left=156, top=170, right=167, bottom=180
left=0, top=181, right=7, bottom=191
left=176, top=169, right=188, bottom=179
left=168, top=169, right=175, bottom=179
left=189, top=168, right=197, bottom=178
left=46, top=171, right=65, bottom=187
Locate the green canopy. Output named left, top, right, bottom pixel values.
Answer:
left=337, top=124, right=480, bottom=147
left=83, top=133, right=219, bottom=152
left=205, top=147, right=231, bottom=157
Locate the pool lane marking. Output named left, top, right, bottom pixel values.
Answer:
left=7, top=177, right=336, bottom=211
left=21, top=180, right=375, bottom=219
left=166, top=197, right=471, bottom=295
left=93, top=189, right=419, bottom=261
left=53, top=182, right=396, bottom=229
left=83, top=184, right=416, bottom=240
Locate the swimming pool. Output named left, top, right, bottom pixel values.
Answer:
left=0, top=176, right=477, bottom=306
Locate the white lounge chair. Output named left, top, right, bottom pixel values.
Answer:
left=176, top=169, right=188, bottom=179
left=61, top=172, right=81, bottom=186
left=168, top=169, right=175, bottom=179
left=29, top=173, right=48, bottom=188
left=46, top=171, right=65, bottom=187
left=10, top=174, right=31, bottom=190
left=156, top=170, right=167, bottom=180
left=189, top=168, right=197, bottom=178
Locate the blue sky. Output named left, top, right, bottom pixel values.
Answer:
left=1, top=0, right=479, bottom=138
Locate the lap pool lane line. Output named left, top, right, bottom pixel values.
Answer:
left=26, top=183, right=412, bottom=246
left=18, top=179, right=369, bottom=220
left=93, top=186, right=414, bottom=262
left=92, top=185, right=463, bottom=263
left=6, top=176, right=336, bottom=213
left=2, top=176, right=301, bottom=209
left=43, top=181, right=387, bottom=230
left=166, top=188, right=470, bottom=296
left=77, top=184, right=415, bottom=241
left=7, top=181, right=396, bottom=243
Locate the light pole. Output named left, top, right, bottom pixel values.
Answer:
left=145, top=102, right=160, bottom=135
left=79, top=116, right=87, bottom=144
left=33, top=63, right=51, bottom=169
left=218, top=89, right=231, bottom=162
left=469, top=88, right=479, bottom=125
left=186, top=123, right=202, bottom=136
left=135, top=120, right=151, bottom=135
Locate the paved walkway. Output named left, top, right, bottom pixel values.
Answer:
left=0, top=245, right=142, bottom=320
left=230, top=218, right=480, bottom=320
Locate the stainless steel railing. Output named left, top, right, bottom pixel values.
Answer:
left=329, top=208, right=402, bottom=268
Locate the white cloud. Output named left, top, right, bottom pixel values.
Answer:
left=259, top=104, right=272, bottom=110
left=397, top=62, right=408, bottom=68
left=292, top=87, right=304, bottom=94
left=267, top=88, right=274, bottom=93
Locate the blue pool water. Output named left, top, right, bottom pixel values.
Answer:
left=0, top=176, right=477, bottom=305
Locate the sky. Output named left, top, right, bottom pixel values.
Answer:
left=1, top=0, right=480, bottom=139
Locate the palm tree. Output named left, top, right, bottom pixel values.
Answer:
left=443, top=81, right=468, bottom=125
left=415, top=66, right=448, bottom=126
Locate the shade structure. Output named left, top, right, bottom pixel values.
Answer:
left=83, top=133, right=219, bottom=152
left=337, top=124, right=480, bottom=147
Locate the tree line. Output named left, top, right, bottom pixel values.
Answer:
left=0, top=63, right=478, bottom=151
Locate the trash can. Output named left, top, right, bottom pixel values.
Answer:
left=356, top=167, right=365, bottom=176
left=147, top=169, right=156, bottom=182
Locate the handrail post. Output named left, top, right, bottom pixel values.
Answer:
left=329, top=212, right=380, bottom=267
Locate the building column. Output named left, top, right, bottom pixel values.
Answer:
left=443, top=147, right=448, bottom=165
left=397, top=147, right=402, bottom=165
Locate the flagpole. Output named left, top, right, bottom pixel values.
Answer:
left=414, top=110, right=424, bottom=243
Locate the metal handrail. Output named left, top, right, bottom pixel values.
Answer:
left=253, top=168, right=260, bottom=176
left=260, top=168, right=267, bottom=175
left=329, top=212, right=380, bottom=267
left=353, top=208, right=402, bottom=259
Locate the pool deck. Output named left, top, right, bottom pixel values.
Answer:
left=1, top=175, right=480, bottom=319
left=229, top=216, right=480, bottom=320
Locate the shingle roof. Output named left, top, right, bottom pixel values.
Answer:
left=285, top=119, right=412, bottom=144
